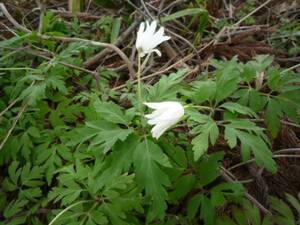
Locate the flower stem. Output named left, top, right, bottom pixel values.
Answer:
left=184, top=105, right=213, bottom=111
left=137, top=52, right=143, bottom=114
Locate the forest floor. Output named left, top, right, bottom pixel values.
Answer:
left=0, top=0, right=300, bottom=224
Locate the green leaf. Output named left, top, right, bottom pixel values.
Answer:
left=187, top=193, right=202, bottom=220
left=93, top=100, right=130, bottom=125
left=188, top=80, right=217, bottom=104
left=48, top=180, right=83, bottom=206
left=224, top=120, right=276, bottom=173
left=213, top=57, right=241, bottom=103
left=108, top=135, right=140, bottom=175
left=87, top=121, right=133, bottom=153
left=133, top=139, right=171, bottom=221
left=237, top=131, right=276, bottom=173
left=4, top=199, right=28, bottom=218
left=19, top=83, right=47, bottom=105
left=200, top=196, right=215, bottom=225
left=147, top=69, right=187, bottom=101
left=20, top=163, right=44, bottom=187
left=195, top=152, right=224, bottom=186
left=250, top=55, right=274, bottom=72
left=169, top=174, right=196, bottom=203
left=267, top=67, right=281, bottom=90
left=68, top=120, right=133, bottom=153
left=249, top=89, right=268, bottom=112
left=189, top=114, right=219, bottom=160
left=161, top=8, right=207, bottom=23
left=111, top=17, right=121, bottom=43
left=216, top=216, right=236, bottom=225
left=286, top=193, right=300, bottom=216
left=210, top=183, right=244, bottom=207
left=46, top=74, right=67, bottom=94
left=220, top=102, right=257, bottom=118
left=265, top=98, right=282, bottom=137
left=0, top=32, right=34, bottom=47
left=271, top=196, right=295, bottom=225
left=90, top=210, right=108, bottom=224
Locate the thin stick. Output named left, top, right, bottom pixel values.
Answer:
left=0, top=3, right=31, bottom=33
left=83, top=17, right=142, bottom=69
left=0, top=98, right=19, bottom=117
left=233, top=0, right=273, bottom=27
left=112, top=51, right=195, bottom=90
left=39, top=35, right=136, bottom=79
left=220, top=166, right=271, bottom=214
left=228, top=154, right=300, bottom=171
left=281, top=62, right=300, bottom=74
left=0, top=101, right=27, bottom=151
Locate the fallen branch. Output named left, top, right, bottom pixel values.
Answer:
left=83, top=17, right=142, bottom=69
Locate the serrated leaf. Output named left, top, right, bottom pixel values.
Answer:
left=69, top=120, right=133, bottom=153
left=236, top=131, right=277, bottom=173
left=265, top=98, right=282, bottom=137
left=250, top=55, right=274, bottom=72
left=220, top=102, right=257, bottom=117
left=187, top=193, right=202, bottom=220
left=109, top=135, right=139, bottom=175
left=210, top=183, right=244, bottom=207
left=4, top=199, right=28, bottom=218
left=195, top=152, right=224, bottom=186
left=213, top=58, right=241, bottom=103
left=189, top=80, right=217, bottom=104
left=147, top=69, right=187, bottom=101
left=267, top=67, right=281, bottom=90
left=224, top=127, right=237, bottom=148
left=286, top=193, right=300, bottom=216
left=133, top=139, right=171, bottom=221
left=19, top=83, right=46, bottom=105
left=200, top=196, right=215, bottom=225
left=271, top=196, right=295, bottom=225
left=93, top=100, right=130, bottom=125
left=189, top=114, right=219, bottom=160
left=249, top=89, right=268, bottom=112
left=169, top=174, right=196, bottom=202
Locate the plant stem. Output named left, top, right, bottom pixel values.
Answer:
left=185, top=104, right=213, bottom=111
left=137, top=52, right=143, bottom=114
left=49, top=200, right=94, bottom=225
left=68, top=0, right=85, bottom=13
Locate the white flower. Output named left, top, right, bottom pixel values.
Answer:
left=136, top=21, right=171, bottom=57
left=144, top=101, right=184, bottom=139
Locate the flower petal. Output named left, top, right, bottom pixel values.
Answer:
left=151, top=120, right=172, bottom=139
left=136, top=20, right=170, bottom=57
left=144, top=101, right=185, bottom=139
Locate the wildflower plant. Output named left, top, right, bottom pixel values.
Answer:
left=0, top=11, right=300, bottom=225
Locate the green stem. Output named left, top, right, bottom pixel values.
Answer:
left=137, top=52, right=143, bottom=114
left=48, top=200, right=94, bottom=225
left=68, top=0, right=85, bottom=13
left=281, top=62, right=300, bottom=74
left=184, top=105, right=213, bottom=111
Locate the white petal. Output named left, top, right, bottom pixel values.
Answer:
left=148, top=21, right=157, bottom=36
left=151, top=49, right=162, bottom=57
left=145, top=108, right=165, bottom=119
left=144, top=102, right=165, bottom=110
left=151, top=120, right=172, bottom=139
left=144, top=101, right=185, bottom=139
left=135, top=20, right=170, bottom=57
